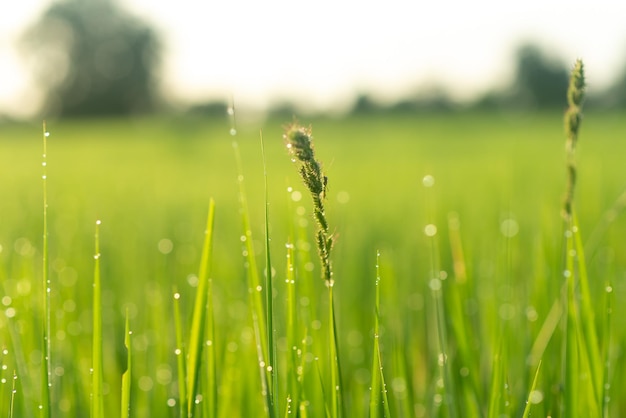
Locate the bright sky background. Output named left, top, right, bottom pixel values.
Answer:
left=1, top=0, right=626, bottom=118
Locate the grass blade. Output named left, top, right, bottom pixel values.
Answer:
left=563, top=221, right=578, bottom=417
left=521, top=360, right=542, bottom=418
left=186, top=199, right=216, bottom=416
left=233, top=140, right=273, bottom=416
left=41, top=122, right=51, bottom=418
left=173, top=289, right=187, bottom=416
left=91, top=220, right=104, bottom=418
left=120, top=310, right=132, bottom=418
left=261, top=130, right=278, bottom=416
left=369, top=251, right=391, bottom=418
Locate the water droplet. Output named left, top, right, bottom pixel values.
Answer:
left=291, top=190, right=302, bottom=202
left=42, top=175, right=47, bottom=180
left=256, top=285, right=262, bottom=292
left=563, top=270, right=571, bottom=278
left=424, top=224, right=437, bottom=237
left=605, top=285, right=613, bottom=293
left=44, top=132, right=50, bottom=137
left=230, top=128, right=237, bottom=136
left=173, top=293, right=180, bottom=300
left=422, top=175, right=435, bottom=187
left=429, top=278, right=441, bottom=291
left=500, top=218, right=519, bottom=238
left=42, top=162, right=47, bottom=167
left=227, top=107, right=234, bottom=115
left=96, top=220, right=101, bottom=225
left=94, top=253, right=101, bottom=260
left=529, top=390, right=544, bottom=404
left=174, top=348, right=181, bottom=355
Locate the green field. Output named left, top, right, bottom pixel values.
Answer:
left=1, top=109, right=626, bottom=417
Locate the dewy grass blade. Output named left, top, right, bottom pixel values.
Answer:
left=41, top=121, right=51, bottom=418
left=186, top=199, right=216, bottom=417
left=602, top=280, right=613, bottom=418
left=564, top=222, right=578, bottom=417
left=369, top=251, right=391, bottom=418
left=233, top=140, right=273, bottom=416
left=521, top=360, right=542, bottom=418
left=203, top=278, right=218, bottom=417
left=487, top=335, right=504, bottom=418
left=120, top=309, right=132, bottom=418
left=261, top=130, right=278, bottom=417
left=572, top=213, right=602, bottom=402
left=173, top=289, right=187, bottom=417
left=92, top=220, right=104, bottom=418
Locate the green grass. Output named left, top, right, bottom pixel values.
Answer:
left=0, top=107, right=626, bottom=417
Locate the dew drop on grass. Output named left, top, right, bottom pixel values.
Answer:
left=563, top=270, right=572, bottom=278
left=44, top=131, right=50, bottom=137
left=429, top=278, right=441, bottom=291
left=500, top=218, right=519, bottom=238
left=174, top=348, right=181, bottom=356
left=291, top=190, right=302, bottom=202
left=529, top=390, right=544, bottom=404
left=167, top=398, right=176, bottom=407
left=424, top=224, right=437, bottom=237
left=256, top=285, right=262, bottom=292
left=173, top=293, right=180, bottom=300
left=229, top=128, right=237, bottom=136
left=422, top=175, right=435, bottom=187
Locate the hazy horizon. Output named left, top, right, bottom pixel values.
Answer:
left=2, top=0, right=626, bottom=118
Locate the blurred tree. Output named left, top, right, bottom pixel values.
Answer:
left=21, top=0, right=161, bottom=117
left=511, top=43, right=569, bottom=108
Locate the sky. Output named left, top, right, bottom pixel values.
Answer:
left=1, top=0, right=626, bottom=118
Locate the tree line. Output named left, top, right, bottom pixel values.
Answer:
left=17, top=0, right=626, bottom=119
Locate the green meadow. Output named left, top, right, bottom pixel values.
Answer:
left=1, top=107, right=626, bottom=417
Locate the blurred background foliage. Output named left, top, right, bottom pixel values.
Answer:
left=11, top=0, right=626, bottom=121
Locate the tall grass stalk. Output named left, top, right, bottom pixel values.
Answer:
left=91, top=220, right=104, bottom=418
left=561, top=59, right=602, bottom=415
left=40, top=122, right=51, bottom=418
left=261, top=131, right=278, bottom=417
left=284, top=123, right=342, bottom=418
left=186, top=199, right=216, bottom=417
